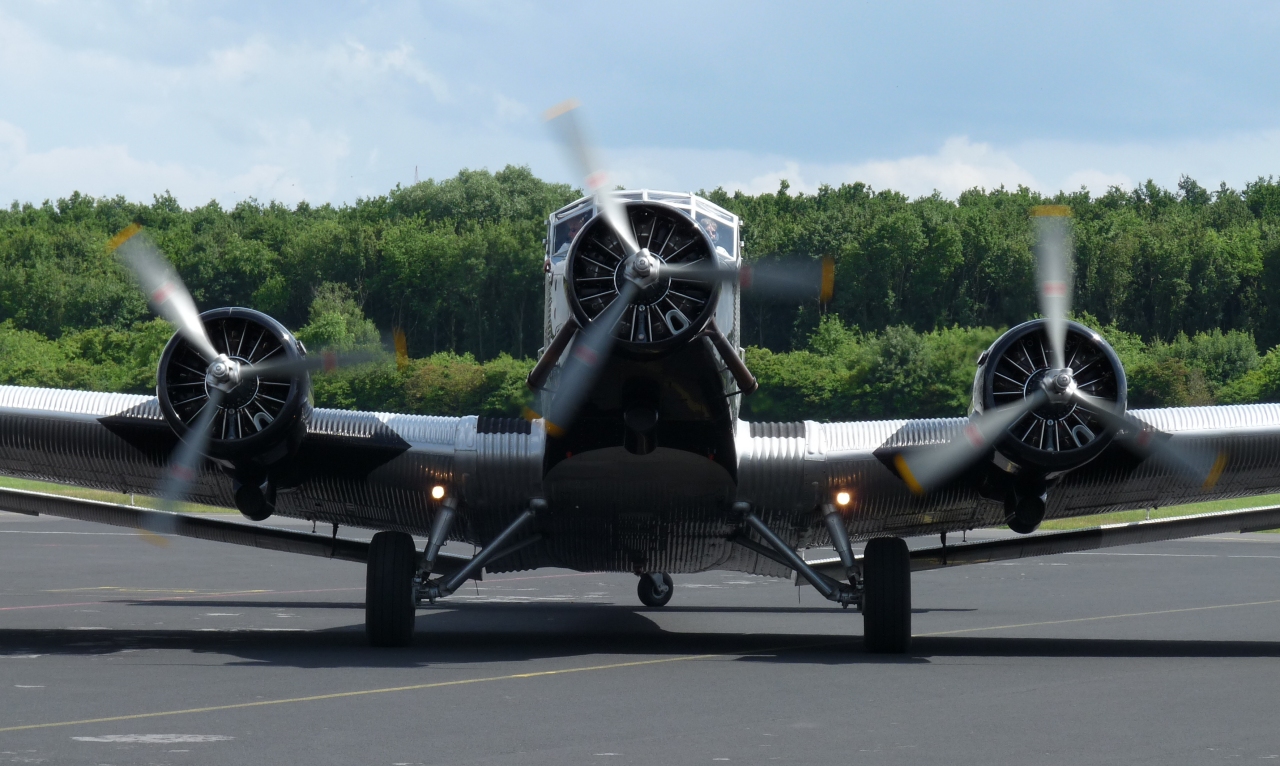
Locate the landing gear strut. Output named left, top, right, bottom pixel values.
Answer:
left=637, top=572, right=673, bottom=607
left=365, top=498, right=544, bottom=647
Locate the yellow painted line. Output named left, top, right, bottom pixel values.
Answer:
left=0, top=651, right=753, bottom=733
left=918, top=597, right=1280, bottom=638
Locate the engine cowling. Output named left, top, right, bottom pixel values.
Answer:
left=973, top=319, right=1127, bottom=473
left=566, top=201, right=721, bottom=356
left=156, top=307, right=311, bottom=519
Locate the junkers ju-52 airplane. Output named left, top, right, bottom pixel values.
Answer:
left=1, top=103, right=1279, bottom=654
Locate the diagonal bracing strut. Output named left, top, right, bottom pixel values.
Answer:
left=731, top=502, right=859, bottom=608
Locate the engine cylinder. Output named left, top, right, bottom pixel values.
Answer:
left=972, top=319, right=1127, bottom=472
left=156, top=307, right=311, bottom=466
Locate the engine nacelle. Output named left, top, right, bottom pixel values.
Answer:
left=972, top=319, right=1127, bottom=474
left=565, top=201, right=721, bottom=357
left=156, top=307, right=311, bottom=519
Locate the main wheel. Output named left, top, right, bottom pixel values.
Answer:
left=637, top=572, right=674, bottom=607
left=862, top=537, right=911, bottom=653
left=366, top=531, right=417, bottom=647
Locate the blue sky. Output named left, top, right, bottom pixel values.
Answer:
left=3, top=1, right=1279, bottom=206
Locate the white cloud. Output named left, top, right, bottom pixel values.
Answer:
left=602, top=138, right=1039, bottom=200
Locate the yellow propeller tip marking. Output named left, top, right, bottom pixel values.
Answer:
left=893, top=454, right=925, bottom=496
left=1029, top=205, right=1072, bottom=218
left=1203, top=452, right=1229, bottom=490
left=819, top=256, right=835, bottom=303
left=544, top=420, right=566, bottom=438
left=139, top=530, right=170, bottom=548
left=107, top=223, right=143, bottom=252
left=543, top=99, right=581, bottom=121
left=392, top=328, right=408, bottom=371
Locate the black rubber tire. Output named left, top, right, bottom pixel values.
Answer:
left=863, top=537, right=912, bottom=653
left=366, top=531, right=417, bottom=647
left=637, top=572, right=674, bottom=607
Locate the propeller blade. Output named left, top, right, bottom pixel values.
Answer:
left=545, top=99, right=640, bottom=258
left=895, top=390, right=1049, bottom=496
left=741, top=257, right=835, bottom=302
left=1070, top=391, right=1228, bottom=489
left=543, top=279, right=642, bottom=435
left=1031, top=205, right=1073, bottom=371
left=239, top=349, right=380, bottom=380
left=110, top=224, right=219, bottom=363
left=662, top=256, right=835, bottom=303
left=153, top=386, right=227, bottom=527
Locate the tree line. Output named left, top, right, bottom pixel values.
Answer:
left=2, top=168, right=1280, bottom=420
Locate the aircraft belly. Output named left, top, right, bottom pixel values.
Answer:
left=539, top=446, right=748, bottom=574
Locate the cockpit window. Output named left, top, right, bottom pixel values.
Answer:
left=698, top=215, right=734, bottom=259
left=552, top=211, right=592, bottom=263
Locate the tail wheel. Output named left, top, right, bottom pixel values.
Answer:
left=637, top=572, right=674, bottom=607
left=863, top=537, right=911, bottom=654
left=366, top=531, right=417, bottom=647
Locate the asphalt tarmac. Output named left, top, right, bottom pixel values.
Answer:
left=1, top=512, right=1280, bottom=765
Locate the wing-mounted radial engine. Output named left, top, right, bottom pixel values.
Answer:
left=111, top=223, right=369, bottom=523
left=156, top=307, right=312, bottom=521
left=887, top=206, right=1227, bottom=533
left=966, top=318, right=1127, bottom=532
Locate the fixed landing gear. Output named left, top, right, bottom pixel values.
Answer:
left=364, top=499, right=545, bottom=647
left=366, top=531, right=418, bottom=647
left=862, top=537, right=911, bottom=654
left=637, top=572, right=674, bottom=607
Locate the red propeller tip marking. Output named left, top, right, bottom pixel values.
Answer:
left=150, top=282, right=176, bottom=305
left=573, top=345, right=599, bottom=367
left=322, top=351, right=338, bottom=372
left=1042, top=281, right=1067, bottom=298
left=170, top=465, right=194, bottom=482
left=585, top=171, right=608, bottom=192
left=963, top=423, right=985, bottom=449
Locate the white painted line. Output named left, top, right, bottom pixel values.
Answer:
left=71, top=734, right=233, bottom=743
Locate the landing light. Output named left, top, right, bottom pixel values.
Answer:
left=431, top=485, right=446, bottom=500
left=835, top=490, right=852, bottom=507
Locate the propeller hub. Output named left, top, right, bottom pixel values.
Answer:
left=206, top=354, right=243, bottom=393
left=626, top=249, right=662, bottom=290
left=1041, top=367, right=1077, bottom=404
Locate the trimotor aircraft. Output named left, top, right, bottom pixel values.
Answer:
left=0, top=104, right=1277, bottom=653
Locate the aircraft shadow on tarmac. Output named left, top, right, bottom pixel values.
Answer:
left=3, top=601, right=1280, bottom=667
left=108, top=598, right=975, bottom=616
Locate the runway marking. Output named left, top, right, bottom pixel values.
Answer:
left=0, top=650, right=756, bottom=733
left=1068, top=552, right=1280, bottom=560
left=0, top=587, right=361, bottom=612
left=917, top=597, right=1280, bottom=637
left=0, top=535, right=149, bottom=540
left=1067, top=552, right=1217, bottom=558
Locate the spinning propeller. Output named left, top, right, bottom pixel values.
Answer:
left=894, top=205, right=1227, bottom=496
left=540, top=101, right=833, bottom=434
left=109, top=224, right=371, bottom=525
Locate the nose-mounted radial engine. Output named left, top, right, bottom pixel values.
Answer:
left=889, top=206, right=1226, bottom=533
left=565, top=202, right=722, bottom=353
left=530, top=101, right=833, bottom=471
